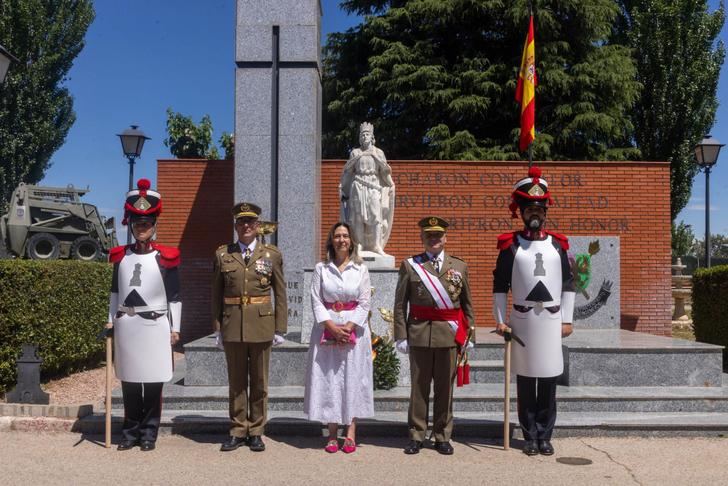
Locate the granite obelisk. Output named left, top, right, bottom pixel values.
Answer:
left=235, top=0, right=322, bottom=328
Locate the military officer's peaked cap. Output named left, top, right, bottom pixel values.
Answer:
left=509, top=165, right=554, bottom=218
left=123, top=178, right=162, bottom=225
left=418, top=216, right=449, bottom=233
left=232, top=202, right=261, bottom=220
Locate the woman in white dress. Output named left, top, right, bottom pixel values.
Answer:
left=304, top=222, right=374, bottom=453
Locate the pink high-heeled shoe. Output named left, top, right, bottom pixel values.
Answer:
left=325, top=439, right=339, bottom=453
left=342, top=438, right=356, bottom=454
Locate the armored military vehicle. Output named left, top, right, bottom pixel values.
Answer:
left=0, top=183, right=117, bottom=261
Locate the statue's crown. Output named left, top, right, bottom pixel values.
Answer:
left=359, top=122, right=374, bottom=134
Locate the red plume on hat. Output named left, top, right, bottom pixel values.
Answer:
left=137, top=178, right=151, bottom=196
left=122, top=178, right=163, bottom=225
left=509, top=165, right=553, bottom=218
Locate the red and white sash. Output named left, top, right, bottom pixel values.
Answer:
left=407, top=256, right=459, bottom=335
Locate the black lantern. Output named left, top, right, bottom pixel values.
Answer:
left=116, top=125, right=151, bottom=243
left=117, top=125, right=150, bottom=163
left=694, top=135, right=724, bottom=268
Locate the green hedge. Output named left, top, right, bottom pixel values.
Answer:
left=0, top=260, right=112, bottom=394
left=693, top=265, right=728, bottom=366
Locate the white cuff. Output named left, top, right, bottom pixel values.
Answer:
left=561, top=291, right=576, bottom=323
left=493, top=293, right=508, bottom=324
left=168, top=301, right=182, bottom=332
left=108, top=293, right=119, bottom=323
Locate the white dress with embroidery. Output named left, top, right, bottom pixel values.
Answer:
left=304, top=261, right=374, bottom=424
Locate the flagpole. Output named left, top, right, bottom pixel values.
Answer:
left=528, top=144, right=533, bottom=169
left=528, top=1, right=534, bottom=168
left=517, top=1, right=536, bottom=167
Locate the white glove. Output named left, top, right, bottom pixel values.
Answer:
left=272, top=333, right=285, bottom=346
left=466, top=341, right=474, bottom=350
left=395, top=339, right=409, bottom=354
left=214, top=331, right=224, bottom=350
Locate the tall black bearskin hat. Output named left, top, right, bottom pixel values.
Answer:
left=122, top=178, right=162, bottom=225
left=508, top=166, right=553, bottom=218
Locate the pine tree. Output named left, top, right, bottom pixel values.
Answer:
left=0, top=0, right=94, bottom=210
left=323, top=0, right=639, bottom=161
left=372, top=337, right=399, bottom=390
left=614, top=1, right=725, bottom=221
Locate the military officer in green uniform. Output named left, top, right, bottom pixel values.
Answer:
left=212, top=202, right=287, bottom=452
left=393, top=216, right=475, bottom=455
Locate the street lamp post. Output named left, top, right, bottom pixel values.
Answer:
left=116, top=125, right=151, bottom=244
left=0, top=44, right=19, bottom=84
left=694, top=135, right=724, bottom=268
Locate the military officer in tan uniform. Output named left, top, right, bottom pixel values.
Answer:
left=394, top=216, right=475, bottom=455
left=212, top=202, right=287, bottom=452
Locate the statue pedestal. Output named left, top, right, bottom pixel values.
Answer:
left=359, top=251, right=395, bottom=270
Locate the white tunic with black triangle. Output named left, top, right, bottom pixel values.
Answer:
left=113, top=250, right=173, bottom=382
left=509, top=235, right=564, bottom=378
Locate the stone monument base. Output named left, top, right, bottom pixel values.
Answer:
left=359, top=251, right=395, bottom=270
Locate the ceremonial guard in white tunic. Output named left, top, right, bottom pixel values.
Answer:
left=394, top=216, right=475, bottom=456
left=107, top=179, right=181, bottom=451
left=493, top=166, right=575, bottom=456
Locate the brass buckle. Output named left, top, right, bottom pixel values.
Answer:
left=241, top=296, right=250, bottom=305
left=332, top=301, right=344, bottom=312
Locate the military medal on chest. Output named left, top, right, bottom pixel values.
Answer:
left=445, top=268, right=463, bottom=299
left=255, top=258, right=273, bottom=286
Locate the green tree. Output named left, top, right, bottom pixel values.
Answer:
left=693, top=234, right=728, bottom=260
left=614, top=1, right=724, bottom=221
left=0, top=0, right=94, bottom=211
left=672, top=220, right=695, bottom=258
left=219, top=132, right=234, bottom=160
left=163, top=108, right=220, bottom=159
left=323, top=0, right=639, bottom=161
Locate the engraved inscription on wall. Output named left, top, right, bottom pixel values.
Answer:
left=393, top=171, right=630, bottom=234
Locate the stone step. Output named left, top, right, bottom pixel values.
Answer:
left=183, top=335, right=504, bottom=386
left=468, top=360, right=515, bottom=383
left=113, top=380, right=728, bottom=414
left=563, top=329, right=723, bottom=387
left=184, top=329, right=724, bottom=387
left=77, top=409, right=728, bottom=438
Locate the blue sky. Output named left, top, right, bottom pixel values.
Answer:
left=38, top=0, right=728, bottom=241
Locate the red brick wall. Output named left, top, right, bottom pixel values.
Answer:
left=325, top=160, right=671, bottom=336
left=158, top=159, right=672, bottom=341
left=156, top=159, right=234, bottom=342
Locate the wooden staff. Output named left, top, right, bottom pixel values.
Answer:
left=105, top=328, right=113, bottom=448
left=503, top=336, right=512, bottom=450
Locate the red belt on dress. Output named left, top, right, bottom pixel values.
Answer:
left=324, top=301, right=358, bottom=312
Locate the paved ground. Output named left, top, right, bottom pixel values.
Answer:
left=1, top=431, right=727, bottom=485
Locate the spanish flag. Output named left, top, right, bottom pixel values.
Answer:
left=516, top=15, right=537, bottom=153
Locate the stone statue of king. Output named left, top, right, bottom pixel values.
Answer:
left=339, top=122, right=395, bottom=267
